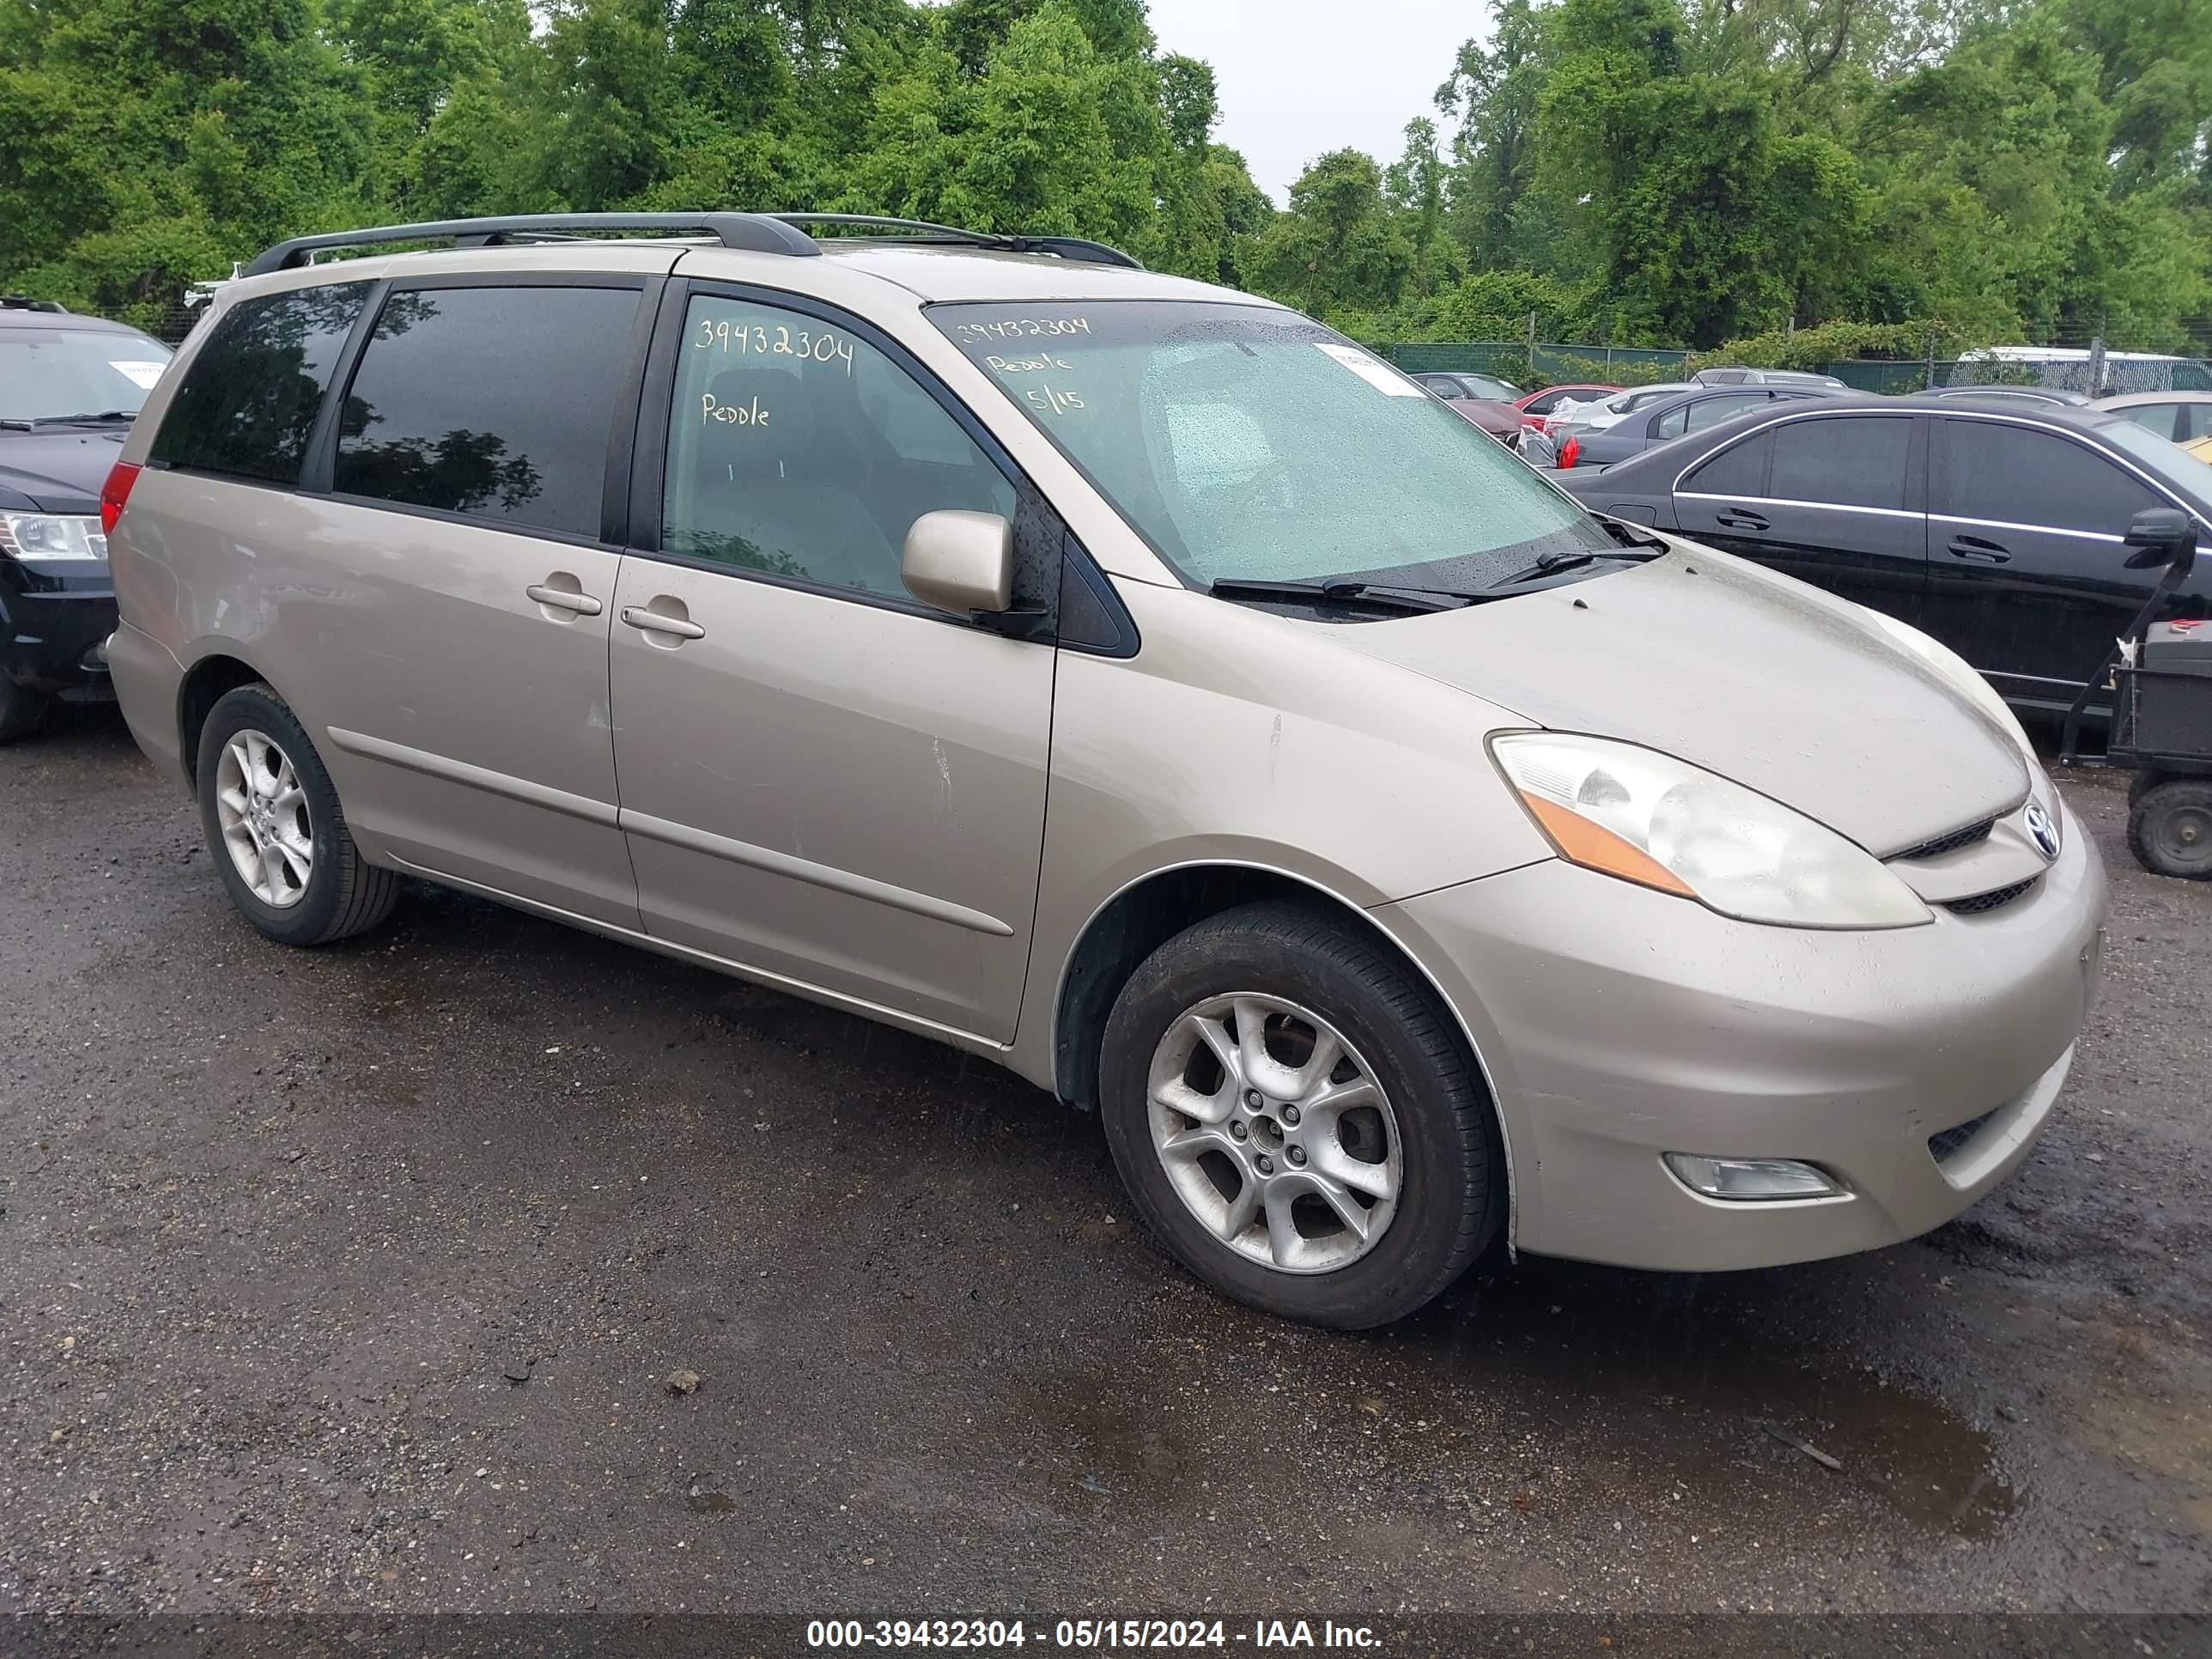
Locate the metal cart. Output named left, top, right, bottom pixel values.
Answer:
left=2058, top=508, right=2212, bottom=879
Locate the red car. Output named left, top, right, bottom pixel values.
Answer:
left=1515, top=382, right=1622, bottom=434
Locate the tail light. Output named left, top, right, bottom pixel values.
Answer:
left=100, top=461, right=141, bottom=536
left=1558, top=437, right=1581, bottom=469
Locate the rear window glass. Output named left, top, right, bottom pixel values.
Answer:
left=335, top=285, right=640, bottom=539
left=149, top=284, right=369, bottom=484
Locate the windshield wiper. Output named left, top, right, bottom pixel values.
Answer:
left=32, top=410, right=137, bottom=426
left=1209, top=577, right=1475, bottom=614
left=1486, top=538, right=1665, bottom=590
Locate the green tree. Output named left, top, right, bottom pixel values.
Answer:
left=1252, top=149, right=1414, bottom=317
left=0, top=0, right=374, bottom=323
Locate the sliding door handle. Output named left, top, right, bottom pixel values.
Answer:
left=621, top=605, right=706, bottom=641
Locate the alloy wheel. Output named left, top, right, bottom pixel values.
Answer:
left=215, top=728, right=314, bottom=908
left=1146, top=993, right=1402, bottom=1274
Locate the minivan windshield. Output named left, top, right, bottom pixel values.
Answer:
left=932, top=301, right=1610, bottom=593
left=0, top=328, right=171, bottom=423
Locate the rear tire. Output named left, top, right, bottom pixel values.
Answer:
left=195, top=684, right=399, bottom=944
left=0, top=678, right=53, bottom=743
left=1099, top=900, right=1505, bottom=1329
left=2128, top=780, right=2212, bottom=881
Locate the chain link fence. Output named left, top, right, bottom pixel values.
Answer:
left=1378, top=342, right=1691, bottom=384
left=1375, top=340, right=2212, bottom=396
left=146, top=303, right=204, bottom=344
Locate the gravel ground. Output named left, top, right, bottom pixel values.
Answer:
left=2, top=711, right=2208, bottom=1625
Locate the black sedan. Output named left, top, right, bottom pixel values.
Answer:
left=1557, top=394, right=2212, bottom=713
left=1553, top=383, right=1837, bottom=469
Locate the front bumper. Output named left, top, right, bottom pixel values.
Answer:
left=1379, top=798, right=2107, bottom=1271
left=2, top=558, right=118, bottom=699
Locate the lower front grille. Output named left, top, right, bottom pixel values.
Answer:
left=1929, top=1109, right=1998, bottom=1165
left=1946, top=878, right=2038, bottom=916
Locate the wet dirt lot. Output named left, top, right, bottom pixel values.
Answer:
left=3, top=712, right=2209, bottom=1621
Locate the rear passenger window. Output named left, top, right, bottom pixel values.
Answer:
left=1936, top=420, right=2158, bottom=536
left=150, top=284, right=369, bottom=484
left=335, top=284, right=640, bottom=539
left=1768, top=415, right=1912, bottom=510
left=662, top=295, right=1014, bottom=599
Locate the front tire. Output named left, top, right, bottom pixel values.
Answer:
left=195, top=684, right=399, bottom=945
left=0, top=677, right=53, bottom=743
left=1099, top=901, right=1505, bottom=1329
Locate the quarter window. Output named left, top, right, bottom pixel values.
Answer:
left=1682, top=432, right=1771, bottom=496
left=1936, top=420, right=2160, bottom=536
left=335, top=284, right=641, bottom=539
left=1767, top=415, right=1912, bottom=511
left=663, top=295, right=1014, bottom=599
left=149, top=283, right=369, bottom=484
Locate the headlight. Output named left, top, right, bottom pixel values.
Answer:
left=1492, top=732, right=1931, bottom=929
left=1863, top=610, right=2032, bottom=761
left=0, top=512, right=106, bottom=562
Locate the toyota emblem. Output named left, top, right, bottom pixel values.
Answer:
left=2024, top=802, right=2061, bottom=862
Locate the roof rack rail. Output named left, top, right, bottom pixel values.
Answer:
left=1, top=294, right=69, bottom=313
left=242, top=210, right=1145, bottom=279
left=771, top=213, right=1144, bottom=270
left=243, top=212, right=821, bottom=276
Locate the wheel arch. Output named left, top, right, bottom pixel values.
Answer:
left=177, top=650, right=275, bottom=781
left=1050, top=860, right=1518, bottom=1245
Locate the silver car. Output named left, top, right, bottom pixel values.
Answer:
left=101, top=213, right=2106, bottom=1328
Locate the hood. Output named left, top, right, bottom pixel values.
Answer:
left=0, top=426, right=130, bottom=513
left=1334, top=544, right=2028, bottom=855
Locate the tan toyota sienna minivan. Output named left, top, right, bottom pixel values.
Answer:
left=103, top=213, right=2107, bottom=1328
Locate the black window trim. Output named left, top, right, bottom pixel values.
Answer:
left=1674, top=406, right=1926, bottom=516
left=308, top=270, right=664, bottom=550
left=627, top=275, right=1137, bottom=653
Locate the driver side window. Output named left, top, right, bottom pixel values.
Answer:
left=664, top=295, right=1015, bottom=599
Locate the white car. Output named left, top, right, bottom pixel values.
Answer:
left=1549, top=381, right=1698, bottom=437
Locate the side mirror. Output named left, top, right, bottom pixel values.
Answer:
left=902, top=510, right=1013, bottom=616
left=2123, top=506, right=2198, bottom=574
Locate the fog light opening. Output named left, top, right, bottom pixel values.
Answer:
left=1663, top=1152, right=1844, bottom=1202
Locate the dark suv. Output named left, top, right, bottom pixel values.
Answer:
left=1, top=297, right=173, bottom=738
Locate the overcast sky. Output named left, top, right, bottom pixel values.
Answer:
left=1145, top=0, right=1483, bottom=204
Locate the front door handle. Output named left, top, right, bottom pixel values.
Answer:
left=1947, top=535, right=2011, bottom=564
left=526, top=581, right=604, bottom=617
left=621, top=604, right=706, bottom=641
left=1714, top=507, right=1770, bottom=531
